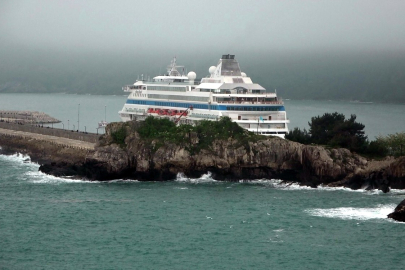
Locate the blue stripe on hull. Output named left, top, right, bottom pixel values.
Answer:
left=126, top=99, right=285, bottom=112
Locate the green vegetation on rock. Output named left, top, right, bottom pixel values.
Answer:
left=286, top=112, right=367, bottom=152
left=374, top=133, right=405, bottom=157
left=286, top=112, right=405, bottom=158
left=137, top=116, right=266, bottom=153
left=110, top=124, right=127, bottom=147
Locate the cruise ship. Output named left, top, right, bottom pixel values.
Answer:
left=119, top=54, right=289, bottom=138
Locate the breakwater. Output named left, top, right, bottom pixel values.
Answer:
left=0, top=129, right=94, bottom=168
left=0, top=110, right=59, bottom=124
left=0, top=121, right=99, bottom=143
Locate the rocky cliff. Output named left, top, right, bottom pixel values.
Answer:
left=36, top=121, right=405, bottom=192
left=1, top=121, right=404, bottom=192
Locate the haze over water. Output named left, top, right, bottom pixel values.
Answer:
left=1, top=1, right=405, bottom=102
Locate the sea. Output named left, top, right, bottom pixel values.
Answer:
left=1, top=93, right=405, bottom=270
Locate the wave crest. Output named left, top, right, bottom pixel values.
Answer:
left=175, top=172, right=218, bottom=183
left=305, top=204, right=397, bottom=220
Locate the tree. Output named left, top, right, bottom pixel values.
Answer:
left=327, top=114, right=367, bottom=152
left=309, top=112, right=345, bottom=145
left=309, top=113, right=367, bottom=151
left=286, top=112, right=368, bottom=152
left=285, top=127, right=311, bottom=144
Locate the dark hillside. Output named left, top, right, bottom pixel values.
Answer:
left=1, top=48, right=404, bottom=103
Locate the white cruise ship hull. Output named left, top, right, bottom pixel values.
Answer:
left=119, top=55, right=289, bottom=138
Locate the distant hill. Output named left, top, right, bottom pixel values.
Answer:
left=1, top=49, right=404, bottom=103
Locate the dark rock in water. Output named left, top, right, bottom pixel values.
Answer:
left=388, top=199, right=405, bottom=222
left=39, top=162, right=79, bottom=177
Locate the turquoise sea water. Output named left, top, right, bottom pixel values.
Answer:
left=1, top=94, right=405, bottom=269
left=1, top=153, right=404, bottom=269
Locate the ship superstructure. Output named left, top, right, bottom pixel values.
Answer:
left=119, top=54, right=289, bottom=138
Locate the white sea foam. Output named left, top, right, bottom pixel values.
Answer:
left=174, top=173, right=405, bottom=194
left=0, top=152, right=36, bottom=165
left=240, top=178, right=404, bottom=195
left=305, top=204, right=397, bottom=220
left=25, top=170, right=93, bottom=184
left=25, top=170, right=139, bottom=184
left=0, top=153, right=39, bottom=172
left=175, top=172, right=218, bottom=184
left=238, top=179, right=318, bottom=190
left=106, top=179, right=139, bottom=183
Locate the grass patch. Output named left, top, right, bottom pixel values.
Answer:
left=137, top=116, right=266, bottom=154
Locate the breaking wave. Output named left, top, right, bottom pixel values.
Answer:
left=0, top=152, right=38, bottom=168
left=175, top=172, right=219, bottom=183
left=26, top=170, right=140, bottom=184
left=305, top=204, right=397, bottom=220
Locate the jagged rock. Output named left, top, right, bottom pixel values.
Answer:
left=388, top=199, right=405, bottom=222
left=1, top=121, right=405, bottom=189
left=81, top=122, right=372, bottom=184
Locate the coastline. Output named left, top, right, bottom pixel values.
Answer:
left=1, top=120, right=404, bottom=191
left=2, top=119, right=405, bottom=221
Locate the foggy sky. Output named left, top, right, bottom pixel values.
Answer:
left=1, top=0, right=405, bottom=56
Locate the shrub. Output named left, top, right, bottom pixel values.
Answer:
left=111, top=125, right=127, bottom=146
left=285, top=127, right=311, bottom=144
left=374, top=132, right=405, bottom=157
left=136, top=116, right=264, bottom=153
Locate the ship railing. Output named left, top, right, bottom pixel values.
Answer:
left=215, top=101, right=283, bottom=105
left=136, top=81, right=201, bottom=85
left=237, top=118, right=288, bottom=121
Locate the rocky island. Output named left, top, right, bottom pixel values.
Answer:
left=2, top=117, right=403, bottom=191
left=1, top=116, right=405, bottom=221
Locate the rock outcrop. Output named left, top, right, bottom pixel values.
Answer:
left=1, top=121, right=405, bottom=192
left=388, top=199, right=405, bottom=222
left=31, top=121, right=404, bottom=191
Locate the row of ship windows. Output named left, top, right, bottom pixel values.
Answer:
left=126, top=100, right=284, bottom=111
left=226, top=106, right=281, bottom=111
left=148, top=94, right=208, bottom=102
left=147, top=86, right=187, bottom=91
left=259, top=132, right=287, bottom=135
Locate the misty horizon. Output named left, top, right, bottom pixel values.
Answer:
left=2, top=1, right=405, bottom=53
left=1, top=1, right=405, bottom=102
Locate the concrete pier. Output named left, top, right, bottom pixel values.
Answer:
left=0, top=121, right=99, bottom=143
left=0, top=110, right=60, bottom=125
left=0, top=128, right=95, bottom=150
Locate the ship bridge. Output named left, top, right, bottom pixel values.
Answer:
left=210, top=54, right=242, bottom=77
